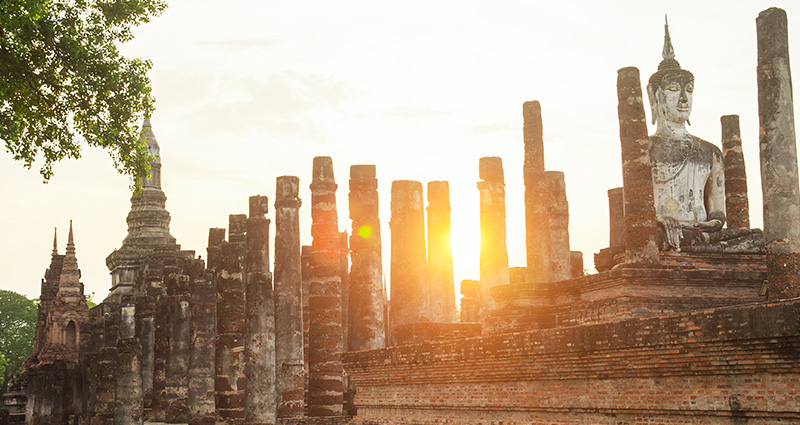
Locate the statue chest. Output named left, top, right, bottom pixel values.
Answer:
left=650, top=138, right=715, bottom=223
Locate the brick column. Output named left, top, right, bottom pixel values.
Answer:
left=300, top=244, right=312, bottom=411
left=616, top=67, right=660, bottom=266
left=245, top=195, right=277, bottom=425
left=721, top=115, right=751, bottom=229
left=150, top=287, right=168, bottom=422
left=115, top=302, right=142, bottom=425
left=427, top=180, right=456, bottom=322
left=207, top=228, right=226, bottom=272
left=547, top=171, right=570, bottom=281
left=165, top=268, right=191, bottom=423
left=216, top=215, right=247, bottom=425
left=390, top=180, right=428, bottom=339
left=523, top=101, right=553, bottom=283
left=339, top=232, right=350, bottom=353
left=570, top=251, right=584, bottom=278
left=608, top=187, right=625, bottom=248
left=347, top=165, right=386, bottom=351
left=478, top=157, right=509, bottom=315
left=274, top=176, right=305, bottom=419
left=459, top=280, right=480, bottom=323
left=188, top=258, right=216, bottom=425
left=757, top=7, right=800, bottom=299
left=307, top=157, right=344, bottom=417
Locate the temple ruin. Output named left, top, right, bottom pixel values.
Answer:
left=4, top=7, right=800, bottom=425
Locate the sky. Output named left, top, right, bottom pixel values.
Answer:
left=2, top=1, right=800, bottom=303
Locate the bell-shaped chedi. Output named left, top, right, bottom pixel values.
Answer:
left=105, top=118, right=186, bottom=302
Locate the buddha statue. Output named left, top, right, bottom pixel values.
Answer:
left=647, top=18, right=763, bottom=253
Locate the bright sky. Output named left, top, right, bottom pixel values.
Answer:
left=2, top=1, right=800, bottom=303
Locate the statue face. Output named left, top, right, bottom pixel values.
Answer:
left=655, top=73, right=693, bottom=125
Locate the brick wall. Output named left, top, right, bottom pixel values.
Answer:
left=343, top=299, right=800, bottom=424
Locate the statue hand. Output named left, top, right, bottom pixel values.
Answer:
left=690, top=219, right=723, bottom=233
left=658, top=215, right=683, bottom=250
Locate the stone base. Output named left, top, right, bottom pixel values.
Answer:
left=487, top=251, right=766, bottom=334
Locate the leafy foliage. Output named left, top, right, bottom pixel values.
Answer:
left=0, top=290, right=37, bottom=387
left=0, top=0, right=167, bottom=187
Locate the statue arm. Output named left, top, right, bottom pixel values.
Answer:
left=695, top=153, right=726, bottom=232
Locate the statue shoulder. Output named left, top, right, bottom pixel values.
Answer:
left=690, top=135, right=723, bottom=159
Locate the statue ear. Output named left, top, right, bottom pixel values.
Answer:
left=646, top=84, right=657, bottom=125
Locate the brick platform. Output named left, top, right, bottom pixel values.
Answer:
left=344, top=298, right=800, bottom=424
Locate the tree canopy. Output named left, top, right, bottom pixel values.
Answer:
left=0, top=290, right=37, bottom=388
left=0, top=0, right=167, bottom=188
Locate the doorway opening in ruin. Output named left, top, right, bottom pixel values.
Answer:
left=65, top=321, right=77, bottom=349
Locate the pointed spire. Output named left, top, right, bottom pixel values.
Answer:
left=66, top=220, right=75, bottom=255
left=662, top=14, right=675, bottom=60
left=52, top=227, right=58, bottom=256
left=141, top=116, right=161, bottom=164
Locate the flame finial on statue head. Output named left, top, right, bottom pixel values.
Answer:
left=662, top=15, right=675, bottom=61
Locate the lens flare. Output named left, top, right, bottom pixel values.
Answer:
left=359, top=225, right=372, bottom=239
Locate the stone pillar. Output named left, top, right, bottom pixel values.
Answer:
left=757, top=7, right=800, bottom=300
left=427, top=180, right=456, bottom=323
left=390, top=180, right=428, bottom=338
left=347, top=165, right=386, bottom=351
left=339, top=232, right=350, bottom=353
left=150, top=286, right=168, bottom=422
left=570, top=251, right=584, bottom=278
left=165, top=268, right=191, bottom=423
left=94, top=305, right=120, bottom=424
left=300, top=245, right=312, bottom=412
left=307, top=157, right=344, bottom=417
left=608, top=187, right=625, bottom=247
left=523, top=101, right=553, bottom=283
left=616, top=67, right=660, bottom=266
left=115, top=302, right=142, bottom=425
left=547, top=171, right=570, bottom=281
left=459, top=280, right=480, bottom=323
left=721, top=115, right=751, bottom=229
left=274, top=176, right=305, bottom=419
left=245, top=195, right=277, bottom=425
left=134, top=284, right=156, bottom=419
left=188, top=259, right=216, bottom=425
left=216, top=216, right=247, bottom=425
left=478, top=157, right=509, bottom=315
left=207, top=228, right=226, bottom=272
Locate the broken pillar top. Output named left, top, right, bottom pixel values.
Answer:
left=311, top=156, right=337, bottom=190
left=249, top=195, right=269, bottom=218
left=276, top=175, right=302, bottom=209
left=479, top=157, right=504, bottom=183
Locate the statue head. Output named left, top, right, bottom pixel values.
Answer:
left=647, top=16, right=695, bottom=127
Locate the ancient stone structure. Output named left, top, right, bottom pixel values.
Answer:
left=757, top=7, right=800, bottom=300
left=720, top=115, right=750, bottom=229
left=569, top=251, right=583, bottom=278
left=215, top=215, right=247, bottom=425
left=307, top=157, right=345, bottom=417
left=523, top=101, right=553, bottom=283
left=389, top=180, right=428, bottom=335
left=546, top=171, right=570, bottom=281
left=617, top=66, right=660, bottom=266
left=274, top=176, right=305, bottom=419
left=426, top=181, right=456, bottom=323
left=244, top=196, right=277, bottom=425
left=647, top=20, right=763, bottom=254
left=478, top=157, right=509, bottom=315
left=27, top=223, right=89, bottom=367
left=15, top=8, right=800, bottom=425
left=347, top=166, right=386, bottom=351
left=593, top=187, right=625, bottom=272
